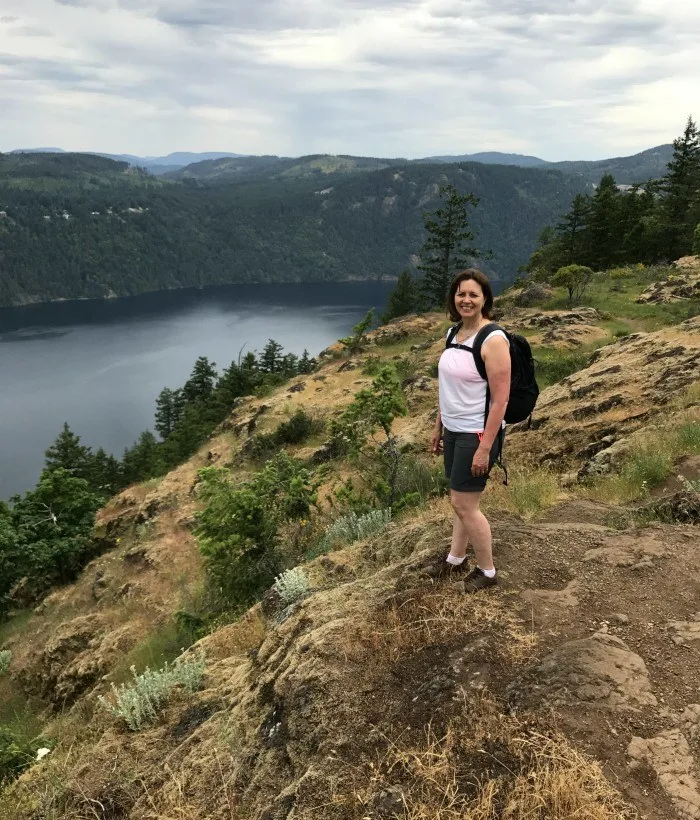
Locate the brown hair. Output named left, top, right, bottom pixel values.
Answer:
left=447, top=269, right=494, bottom=323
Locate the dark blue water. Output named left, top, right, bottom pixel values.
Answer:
left=0, top=282, right=393, bottom=499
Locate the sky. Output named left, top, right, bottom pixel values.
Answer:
left=1, top=0, right=699, bottom=161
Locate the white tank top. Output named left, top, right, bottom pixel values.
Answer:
left=438, top=328, right=508, bottom=433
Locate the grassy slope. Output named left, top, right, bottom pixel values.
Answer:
left=0, top=265, right=698, bottom=817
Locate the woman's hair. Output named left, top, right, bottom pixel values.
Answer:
left=447, top=269, right=494, bottom=322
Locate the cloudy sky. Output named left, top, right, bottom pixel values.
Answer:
left=1, top=0, right=699, bottom=160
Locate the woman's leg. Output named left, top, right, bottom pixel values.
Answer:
left=450, top=489, right=494, bottom=570
left=450, top=511, right=470, bottom=559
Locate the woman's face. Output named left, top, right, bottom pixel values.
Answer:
left=454, top=278, right=486, bottom=321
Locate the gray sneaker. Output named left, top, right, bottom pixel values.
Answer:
left=464, top=567, right=498, bottom=592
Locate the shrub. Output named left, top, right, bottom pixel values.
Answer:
left=275, top=409, right=322, bottom=445
left=0, top=651, right=10, bottom=676
left=693, top=222, right=700, bottom=255
left=0, top=726, right=43, bottom=785
left=320, top=508, right=392, bottom=552
left=99, top=653, right=206, bottom=731
left=273, top=567, right=310, bottom=605
left=552, top=264, right=594, bottom=306
left=196, top=454, right=318, bottom=611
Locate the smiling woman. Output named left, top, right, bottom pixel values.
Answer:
left=429, top=269, right=511, bottom=592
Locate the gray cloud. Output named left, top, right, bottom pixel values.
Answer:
left=0, top=0, right=697, bottom=160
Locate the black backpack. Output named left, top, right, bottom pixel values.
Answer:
left=445, top=322, right=539, bottom=426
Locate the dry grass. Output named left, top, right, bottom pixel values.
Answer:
left=347, top=695, right=637, bottom=820
left=361, top=587, right=535, bottom=666
left=482, top=465, right=559, bottom=520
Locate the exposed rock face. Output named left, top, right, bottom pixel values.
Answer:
left=637, top=257, right=700, bottom=304
left=508, top=316, right=700, bottom=468
left=510, top=632, right=657, bottom=711
left=628, top=731, right=700, bottom=820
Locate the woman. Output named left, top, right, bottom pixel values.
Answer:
left=429, top=269, right=511, bottom=591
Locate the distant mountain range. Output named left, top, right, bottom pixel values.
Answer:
left=10, top=144, right=674, bottom=184
left=10, top=148, right=247, bottom=176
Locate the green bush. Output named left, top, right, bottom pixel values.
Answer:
left=693, top=222, right=700, bottom=255
left=0, top=651, right=10, bottom=676
left=0, top=726, right=44, bottom=785
left=195, top=453, right=318, bottom=610
left=275, top=409, right=323, bottom=445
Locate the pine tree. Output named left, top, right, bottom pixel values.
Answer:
left=182, top=357, right=217, bottom=404
left=381, top=270, right=422, bottom=322
left=298, top=350, right=314, bottom=374
left=260, top=340, right=284, bottom=374
left=418, top=184, right=483, bottom=308
left=121, top=431, right=160, bottom=485
left=584, top=174, right=622, bottom=269
left=88, top=448, right=122, bottom=496
left=155, top=387, right=179, bottom=439
left=556, top=194, right=590, bottom=265
left=44, top=423, right=92, bottom=481
left=659, top=116, right=700, bottom=259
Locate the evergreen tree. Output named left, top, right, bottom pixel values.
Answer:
left=121, top=431, right=160, bottom=485
left=44, top=423, right=92, bottom=481
left=8, top=468, right=103, bottom=592
left=88, top=448, right=122, bottom=496
left=659, top=116, right=700, bottom=259
left=418, top=184, right=484, bottom=308
left=694, top=222, right=700, bottom=255
left=583, top=174, right=622, bottom=270
left=182, top=357, right=217, bottom=404
left=280, top=352, right=299, bottom=376
left=260, top=340, right=284, bottom=374
left=154, top=387, right=179, bottom=439
left=381, top=270, right=422, bottom=322
left=298, top=349, right=314, bottom=374
left=557, top=194, right=590, bottom=265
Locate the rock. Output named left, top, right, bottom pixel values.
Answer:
left=510, top=632, right=657, bottom=711
left=337, top=360, right=357, bottom=372
left=668, top=613, right=700, bottom=643
left=583, top=534, right=665, bottom=567
left=628, top=730, right=700, bottom=819
left=611, top=613, right=630, bottom=624
left=287, top=382, right=305, bottom=393
left=370, top=786, right=405, bottom=817
left=91, top=570, right=110, bottom=601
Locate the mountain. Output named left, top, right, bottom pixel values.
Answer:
left=166, top=153, right=400, bottom=182
left=547, top=143, right=674, bottom=185
left=0, top=153, right=587, bottom=307
left=10, top=149, right=247, bottom=175
left=417, top=151, right=548, bottom=167
left=416, top=145, right=674, bottom=185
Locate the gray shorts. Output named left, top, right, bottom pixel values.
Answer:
left=443, top=429, right=501, bottom=492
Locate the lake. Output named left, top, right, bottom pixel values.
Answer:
left=0, top=282, right=394, bottom=500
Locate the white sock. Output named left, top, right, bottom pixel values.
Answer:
left=446, top=554, right=466, bottom=566
left=478, top=566, right=497, bottom=578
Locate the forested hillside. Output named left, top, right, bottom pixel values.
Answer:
left=0, top=155, right=587, bottom=307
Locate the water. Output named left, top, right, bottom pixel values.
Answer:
left=0, top=282, right=393, bottom=499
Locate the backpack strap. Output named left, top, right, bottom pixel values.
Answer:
left=471, top=322, right=503, bottom=381
left=445, top=323, right=461, bottom=349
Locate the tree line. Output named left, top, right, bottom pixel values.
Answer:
left=524, top=116, right=700, bottom=276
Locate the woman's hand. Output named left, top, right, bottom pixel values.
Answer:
left=430, top=429, right=443, bottom=455
left=471, top=445, right=491, bottom=477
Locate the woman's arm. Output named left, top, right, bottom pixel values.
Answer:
left=471, top=335, right=510, bottom=475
